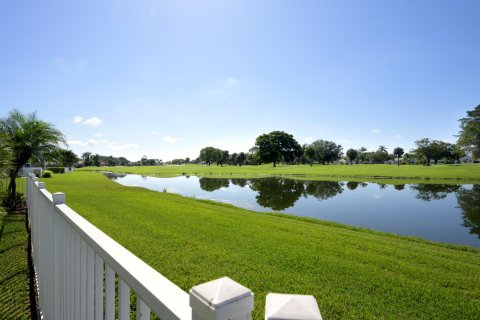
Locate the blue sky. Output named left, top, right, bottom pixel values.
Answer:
left=1, top=0, right=479, bottom=161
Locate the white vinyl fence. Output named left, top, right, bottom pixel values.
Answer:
left=26, top=173, right=322, bottom=320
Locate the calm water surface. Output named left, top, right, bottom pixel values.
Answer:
left=108, top=174, right=480, bottom=247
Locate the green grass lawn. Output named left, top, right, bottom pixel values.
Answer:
left=0, top=200, right=31, bottom=320
left=79, top=163, right=480, bottom=184
left=42, top=171, right=480, bottom=319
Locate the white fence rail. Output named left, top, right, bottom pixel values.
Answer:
left=26, top=173, right=322, bottom=320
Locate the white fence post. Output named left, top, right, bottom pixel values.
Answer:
left=190, top=277, right=254, bottom=320
left=52, top=192, right=65, bottom=205
left=265, top=293, right=322, bottom=320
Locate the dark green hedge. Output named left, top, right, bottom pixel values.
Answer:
left=47, top=167, right=65, bottom=174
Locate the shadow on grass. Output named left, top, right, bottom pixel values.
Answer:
left=0, top=211, right=32, bottom=320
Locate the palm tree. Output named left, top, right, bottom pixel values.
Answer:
left=0, top=133, right=13, bottom=177
left=0, top=110, right=65, bottom=209
left=393, top=147, right=404, bottom=166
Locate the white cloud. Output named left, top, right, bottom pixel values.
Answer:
left=83, top=117, right=103, bottom=127
left=73, top=116, right=103, bottom=126
left=370, top=129, right=381, bottom=134
left=67, top=140, right=89, bottom=147
left=394, top=134, right=403, bottom=139
left=93, top=132, right=103, bottom=137
left=304, top=137, right=314, bottom=143
left=73, top=116, right=83, bottom=123
left=149, top=131, right=159, bottom=136
left=163, top=136, right=181, bottom=144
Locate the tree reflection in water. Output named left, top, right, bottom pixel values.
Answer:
left=196, top=178, right=480, bottom=240
left=346, top=181, right=359, bottom=190
left=456, top=185, right=480, bottom=239
left=230, top=178, right=248, bottom=188
left=410, top=184, right=460, bottom=201
left=198, top=178, right=230, bottom=192
left=249, top=177, right=305, bottom=210
left=303, top=181, right=344, bottom=201
left=199, top=177, right=346, bottom=210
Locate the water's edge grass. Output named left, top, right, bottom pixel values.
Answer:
left=42, top=171, right=480, bottom=319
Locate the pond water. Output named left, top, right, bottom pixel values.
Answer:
left=108, top=174, right=480, bottom=247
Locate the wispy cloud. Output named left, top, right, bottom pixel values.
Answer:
left=163, top=136, right=181, bottom=144
left=93, top=132, right=103, bottom=137
left=394, top=134, right=403, bottom=139
left=73, top=116, right=83, bottom=123
left=83, top=117, right=103, bottom=126
left=67, top=139, right=107, bottom=147
left=304, top=137, right=314, bottom=143
left=370, top=129, right=381, bottom=134
left=73, top=116, right=103, bottom=126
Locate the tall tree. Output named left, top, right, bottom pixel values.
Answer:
left=346, top=149, right=358, bottom=164
left=255, top=131, right=301, bottom=167
left=415, top=138, right=434, bottom=165
left=59, top=149, right=78, bottom=167
left=199, top=146, right=223, bottom=166
left=457, top=105, right=480, bottom=159
left=236, top=152, right=246, bottom=166
left=305, top=145, right=315, bottom=166
left=308, top=140, right=343, bottom=165
left=430, top=140, right=449, bottom=165
left=393, top=147, right=404, bottom=166
left=219, top=150, right=229, bottom=166
left=0, top=110, right=65, bottom=208
left=357, top=147, right=368, bottom=164
left=92, top=154, right=101, bottom=166
left=81, top=152, right=92, bottom=166
left=448, top=144, right=466, bottom=163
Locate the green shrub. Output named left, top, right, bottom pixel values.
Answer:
left=42, top=170, right=53, bottom=178
left=48, top=167, right=65, bottom=174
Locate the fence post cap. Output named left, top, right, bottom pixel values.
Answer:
left=265, top=293, right=322, bottom=320
left=52, top=192, right=65, bottom=205
left=190, top=276, right=253, bottom=320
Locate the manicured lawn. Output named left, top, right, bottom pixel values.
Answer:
left=42, top=171, right=480, bottom=319
left=79, top=163, right=480, bottom=184
left=0, top=201, right=31, bottom=320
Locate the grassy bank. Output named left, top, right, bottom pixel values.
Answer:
left=79, top=163, right=480, bottom=184
left=42, top=171, right=480, bottom=319
left=0, top=200, right=31, bottom=320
